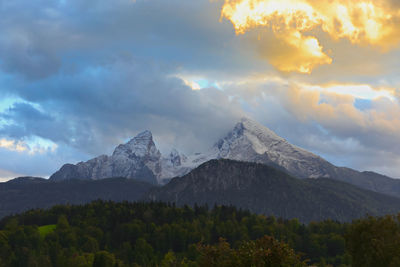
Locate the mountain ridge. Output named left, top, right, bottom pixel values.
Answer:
left=50, top=131, right=189, bottom=184
left=147, top=159, right=400, bottom=223
left=0, top=177, right=155, bottom=219
left=49, top=117, right=400, bottom=198
left=4, top=159, right=400, bottom=223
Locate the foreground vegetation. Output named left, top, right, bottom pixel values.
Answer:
left=0, top=201, right=399, bottom=266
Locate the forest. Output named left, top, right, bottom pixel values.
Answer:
left=0, top=201, right=399, bottom=267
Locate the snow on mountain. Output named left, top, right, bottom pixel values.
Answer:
left=50, top=118, right=334, bottom=184
left=207, top=117, right=333, bottom=179
left=51, top=131, right=180, bottom=184
left=50, top=117, right=400, bottom=197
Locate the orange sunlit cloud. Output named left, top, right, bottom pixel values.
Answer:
left=283, top=84, right=400, bottom=135
left=0, top=138, right=58, bottom=155
left=304, top=83, right=396, bottom=100
left=221, top=0, right=400, bottom=73
left=0, top=139, right=28, bottom=152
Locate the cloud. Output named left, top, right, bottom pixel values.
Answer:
left=0, top=0, right=251, bottom=177
left=0, top=138, right=27, bottom=152
left=0, top=59, right=243, bottom=176
left=270, top=83, right=400, bottom=153
left=0, top=103, right=59, bottom=140
left=0, top=142, right=88, bottom=179
left=0, top=0, right=260, bottom=80
left=0, top=136, right=58, bottom=155
left=0, top=169, right=24, bottom=182
left=0, top=0, right=399, bottom=180
left=0, top=56, right=243, bottom=156
left=221, top=0, right=400, bottom=73
left=221, top=76, right=400, bottom=176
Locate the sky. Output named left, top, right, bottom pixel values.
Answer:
left=0, top=0, right=400, bottom=180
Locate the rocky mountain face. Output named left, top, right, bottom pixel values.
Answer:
left=50, top=131, right=188, bottom=184
left=50, top=117, right=400, bottom=198
left=147, top=159, right=400, bottom=223
left=205, top=118, right=334, bottom=178
left=202, top=118, right=400, bottom=197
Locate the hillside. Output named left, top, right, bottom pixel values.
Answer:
left=0, top=178, right=155, bottom=218
left=148, top=159, right=400, bottom=223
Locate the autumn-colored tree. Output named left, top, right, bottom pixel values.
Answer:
left=197, top=236, right=307, bottom=267
left=237, top=236, right=308, bottom=267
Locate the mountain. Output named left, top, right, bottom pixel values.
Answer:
left=199, top=118, right=400, bottom=197
left=4, top=159, right=400, bottom=222
left=147, top=159, right=400, bottom=223
left=50, top=117, right=400, bottom=198
left=50, top=131, right=189, bottom=184
left=200, top=117, right=334, bottom=178
left=0, top=177, right=155, bottom=219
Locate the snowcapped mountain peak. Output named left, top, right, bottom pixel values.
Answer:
left=126, top=130, right=154, bottom=150
left=51, top=117, right=333, bottom=184
left=239, top=117, right=284, bottom=143
left=113, top=130, right=160, bottom=159
left=213, top=117, right=286, bottom=157
left=129, top=130, right=153, bottom=142
left=204, top=117, right=334, bottom=179
left=50, top=117, right=399, bottom=197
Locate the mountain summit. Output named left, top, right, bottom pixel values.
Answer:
left=50, top=118, right=400, bottom=198
left=50, top=130, right=188, bottom=184
left=208, top=118, right=332, bottom=178
left=206, top=118, right=400, bottom=197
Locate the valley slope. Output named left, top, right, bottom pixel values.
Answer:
left=148, top=159, right=400, bottom=223
left=0, top=177, right=155, bottom=219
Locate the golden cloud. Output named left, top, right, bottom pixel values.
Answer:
left=0, top=138, right=58, bottom=154
left=0, top=139, right=28, bottom=152
left=278, top=83, right=400, bottom=138
left=221, top=0, right=400, bottom=73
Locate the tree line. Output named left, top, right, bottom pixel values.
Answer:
left=0, top=201, right=399, bottom=266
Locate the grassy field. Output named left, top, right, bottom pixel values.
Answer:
left=38, top=224, right=56, bottom=238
